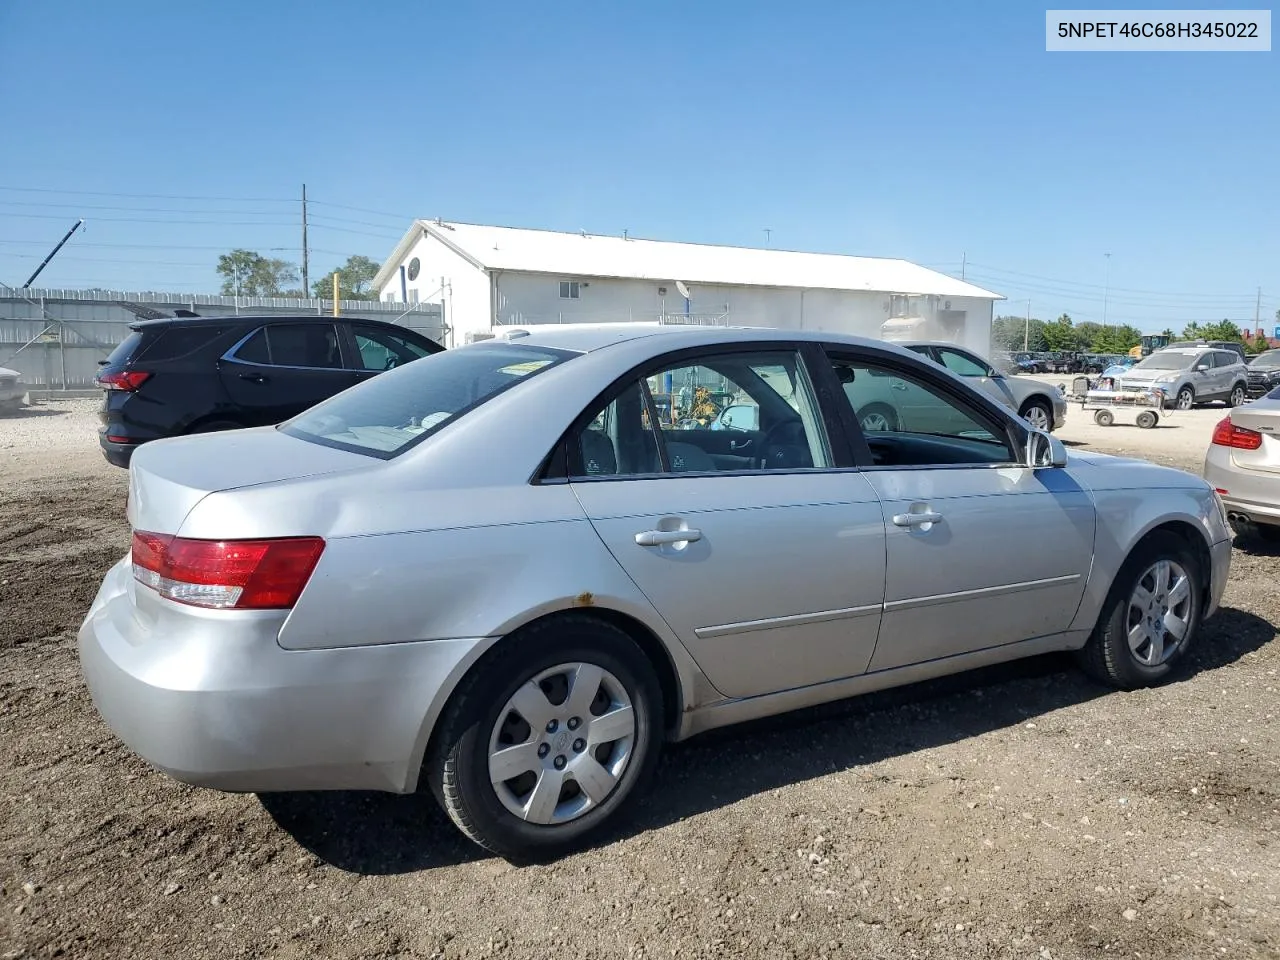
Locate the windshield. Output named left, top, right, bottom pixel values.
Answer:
left=1252, top=351, right=1280, bottom=369
left=1132, top=353, right=1196, bottom=371
left=281, top=342, right=573, bottom=458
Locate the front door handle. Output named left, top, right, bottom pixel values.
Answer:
left=635, top=528, right=703, bottom=547
left=892, top=510, right=944, bottom=528
left=238, top=372, right=268, bottom=383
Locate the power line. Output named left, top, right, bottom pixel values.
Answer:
left=965, top=261, right=1264, bottom=300
left=0, top=184, right=293, bottom=203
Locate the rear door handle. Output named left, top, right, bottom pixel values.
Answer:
left=635, top=528, right=702, bottom=546
left=239, top=372, right=268, bottom=383
left=892, top=510, right=944, bottom=528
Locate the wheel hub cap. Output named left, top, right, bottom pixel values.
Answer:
left=1125, top=559, right=1193, bottom=667
left=487, top=662, right=636, bottom=825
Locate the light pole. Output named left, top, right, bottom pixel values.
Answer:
left=1024, top=299, right=1032, bottom=351
left=1102, top=253, right=1112, bottom=328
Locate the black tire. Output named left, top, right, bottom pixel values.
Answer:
left=1019, top=399, right=1053, bottom=432
left=1173, top=386, right=1195, bottom=411
left=1076, top=531, right=1204, bottom=689
left=1094, top=409, right=1114, bottom=427
left=1136, top=410, right=1158, bottom=429
left=857, top=402, right=899, bottom=433
left=427, top=616, right=663, bottom=860
left=187, top=419, right=243, bottom=434
left=1227, top=383, right=1247, bottom=407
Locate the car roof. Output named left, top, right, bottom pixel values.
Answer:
left=492, top=321, right=924, bottom=355
left=129, top=314, right=401, bottom=332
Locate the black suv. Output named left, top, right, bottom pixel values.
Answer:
left=95, top=314, right=443, bottom=467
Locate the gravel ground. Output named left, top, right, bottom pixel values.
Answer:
left=1, top=399, right=1277, bottom=960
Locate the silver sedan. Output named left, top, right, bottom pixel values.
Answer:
left=78, top=324, right=1232, bottom=859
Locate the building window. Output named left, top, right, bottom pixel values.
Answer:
left=559, top=281, right=580, bottom=300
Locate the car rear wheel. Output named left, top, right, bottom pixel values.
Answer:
left=1019, top=399, right=1052, bottom=432
left=1228, top=383, right=1246, bottom=407
left=427, top=616, right=663, bottom=860
left=1076, top=532, right=1203, bottom=689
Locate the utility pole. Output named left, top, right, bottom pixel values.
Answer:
left=961, top=251, right=966, bottom=280
left=1024, top=299, right=1031, bottom=351
left=763, top=228, right=772, bottom=248
left=301, top=184, right=310, bottom=297
left=1255, top=286, right=1262, bottom=338
left=1102, top=252, right=1112, bottom=327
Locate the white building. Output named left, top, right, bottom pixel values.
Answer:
left=373, top=220, right=1003, bottom=353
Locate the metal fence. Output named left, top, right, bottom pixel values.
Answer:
left=0, top=289, right=445, bottom=389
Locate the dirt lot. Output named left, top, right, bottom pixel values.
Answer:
left=2, top=400, right=1277, bottom=960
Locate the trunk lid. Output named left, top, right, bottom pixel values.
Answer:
left=1222, top=399, right=1280, bottom=475
left=127, top=426, right=372, bottom=535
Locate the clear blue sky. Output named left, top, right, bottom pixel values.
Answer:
left=1, top=0, right=1276, bottom=333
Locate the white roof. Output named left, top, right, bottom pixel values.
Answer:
left=375, top=220, right=1002, bottom=300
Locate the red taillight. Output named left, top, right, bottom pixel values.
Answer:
left=1211, top=417, right=1263, bottom=451
left=97, top=370, right=151, bottom=391
left=131, top=532, right=325, bottom=609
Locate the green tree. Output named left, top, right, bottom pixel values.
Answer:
left=1041, top=313, right=1081, bottom=351
left=1181, top=321, right=1204, bottom=340
left=312, top=255, right=381, bottom=300
left=1092, top=324, right=1142, bottom=354
left=216, top=249, right=300, bottom=297
left=1199, top=319, right=1243, bottom=342
left=1160, top=328, right=1174, bottom=340
left=992, top=314, right=1046, bottom=351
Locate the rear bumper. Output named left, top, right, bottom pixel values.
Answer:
left=77, top=557, right=483, bottom=793
left=99, top=432, right=141, bottom=468
left=1203, top=448, right=1280, bottom=528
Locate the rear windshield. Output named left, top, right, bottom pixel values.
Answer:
left=105, top=331, right=144, bottom=366
left=280, top=342, right=574, bottom=458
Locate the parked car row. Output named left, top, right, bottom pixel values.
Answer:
left=79, top=322, right=1233, bottom=860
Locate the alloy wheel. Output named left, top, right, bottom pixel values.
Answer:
left=487, top=662, right=636, bottom=825
left=1125, top=559, right=1193, bottom=667
left=1023, top=404, right=1051, bottom=431
left=1176, top=389, right=1195, bottom=410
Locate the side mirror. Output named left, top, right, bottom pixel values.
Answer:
left=1195, top=364, right=1209, bottom=373
left=1026, top=429, right=1068, bottom=468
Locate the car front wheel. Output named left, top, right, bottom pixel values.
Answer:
left=1228, top=383, right=1246, bottom=407
left=1076, top=532, right=1203, bottom=689
left=1019, top=399, right=1052, bottom=432
left=1174, top=386, right=1196, bottom=410
left=428, top=616, right=663, bottom=859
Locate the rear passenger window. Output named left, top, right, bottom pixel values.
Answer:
left=569, top=349, right=830, bottom=478
left=231, top=324, right=342, bottom=368
left=233, top=329, right=271, bottom=364
left=139, top=326, right=225, bottom=361
left=267, top=324, right=342, bottom=369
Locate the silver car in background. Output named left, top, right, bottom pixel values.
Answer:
left=79, top=324, right=1231, bottom=859
left=901, top=340, right=1067, bottom=432
left=1116, top=346, right=1249, bottom=411
left=1204, top=388, right=1280, bottom=542
left=0, top=365, right=27, bottom=412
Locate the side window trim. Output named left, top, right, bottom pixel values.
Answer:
left=638, top=377, right=671, bottom=473
left=222, top=326, right=268, bottom=365
left=819, top=345, right=1023, bottom=469
left=222, top=323, right=346, bottom=372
